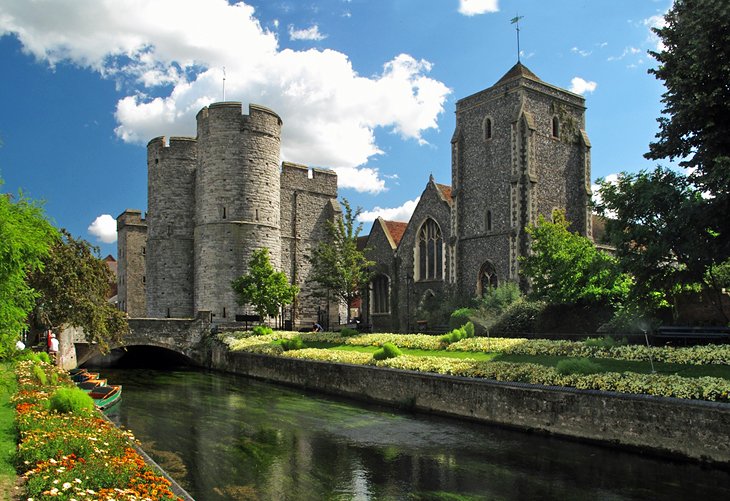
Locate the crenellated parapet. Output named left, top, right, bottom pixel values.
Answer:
left=280, top=162, right=338, bottom=197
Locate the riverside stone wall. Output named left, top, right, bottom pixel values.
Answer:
left=208, top=346, right=730, bottom=464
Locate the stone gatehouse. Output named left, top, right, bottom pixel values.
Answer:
left=117, top=63, right=591, bottom=332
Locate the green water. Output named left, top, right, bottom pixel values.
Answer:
left=103, top=368, right=730, bottom=500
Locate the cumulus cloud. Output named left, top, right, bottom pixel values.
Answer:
left=359, top=197, right=420, bottom=223
left=458, top=0, right=499, bottom=16
left=333, top=166, right=386, bottom=194
left=88, top=214, right=118, bottom=243
left=288, top=24, right=327, bottom=41
left=0, top=0, right=450, bottom=172
left=569, top=77, right=597, bottom=95
left=570, top=47, right=591, bottom=57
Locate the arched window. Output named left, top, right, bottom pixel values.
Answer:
left=371, top=274, right=390, bottom=314
left=478, top=261, right=498, bottom=295
left=485, top=210, right=493, bottom=232
left=552, top=116, right=560, bottom=138
left=416, top=219, right=443, bottom=281
left=483, top=117, right=493, bottom=140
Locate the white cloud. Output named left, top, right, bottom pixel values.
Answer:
left=591, top=173, right=619, bottom=216
left=644, top=13, right=668, bottom=51
left=0, top=0, right=450, bottom=171
left=333, top=166, right=386, bottom=194
left=569, top=77, right=597, bottom=95
left=607, top=46, right=642, bottom=62
left=570, top=47, right=591, bottom=57
left=359, top=197, right=420, bottom=223
left=458, top=0, right=499, bottom=16
left=88, top=214, right=117, bottom=243
left=288, top=24, right=326, bottom=41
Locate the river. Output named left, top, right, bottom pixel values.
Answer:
left=100, top=367, right=730, bottom=500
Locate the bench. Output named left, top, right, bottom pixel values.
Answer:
left=653, top=326, right=730, bottom=345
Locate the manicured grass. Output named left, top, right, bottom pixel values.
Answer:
left=0, top=362, right=18, bottom=499
left=306, top=342, right=730, bottom=380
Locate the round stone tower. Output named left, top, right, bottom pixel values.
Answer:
left=194, top=102, right=282, bottom=320
left=146, top=136, right=197, bottom=318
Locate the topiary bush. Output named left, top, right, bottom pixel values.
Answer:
left=373, top=342, right=402, bottom=361
left=252, top=325, right=273, bottom=336
left=440, top=322, right=475, bottom=345
left=490, top=300, right=546, bottom=336
left=556, top=358, right=604, bottom=376
left=448, top=308, right=473, bottom=330
left=279, top=336, right=304, bottom=351
left=340, top=327, right=358, bottom=337
left=49, top=387, right=95, bottom=414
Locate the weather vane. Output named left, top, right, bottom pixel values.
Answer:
left=511, top=14, right=524, bottom=63
left=222, top=66, right=227, bottom=101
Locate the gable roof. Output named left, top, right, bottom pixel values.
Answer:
left=383, top=220, right=408, bottom=247
left=435, top=183, right=453, bottom=205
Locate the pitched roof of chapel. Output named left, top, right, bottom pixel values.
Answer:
left=382, top=220, right=408, bottom=247
left=494, top=62, right=542, bottom=86
left=435, top=183, right=453, bottom=205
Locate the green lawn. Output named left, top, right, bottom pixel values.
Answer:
left=306, top=342, right=730, bottom=380
left=0, top=362, right=18, bottom=500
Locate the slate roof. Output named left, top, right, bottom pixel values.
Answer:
left=494, top=62, right=542, bottom=86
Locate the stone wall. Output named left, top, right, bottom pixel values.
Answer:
left=280, top=162, right=340, bottom=328
left=209, top=347, right=730, bottom=464
left=363, top=219, right=398, bottom=332
left=116, top=210, right=147, bottom=317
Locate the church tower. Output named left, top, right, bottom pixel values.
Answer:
left=452, top=63, right=592, bottom=297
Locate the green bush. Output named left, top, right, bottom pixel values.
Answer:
left=252, top=325, right=273, bottom=336
left=462, top=321, right=475, bottom=338
left=556, top=358, right=603, bottom=376
left=479, top=282, right=522, bottom=315
left=31, top=364, right=47, bottom=385
left=48, top=387, right=95, bottom=414
left=490, top=300, right=546, bottom=335
left=585, top=335, right=627, bottom=348
left=279, top=336, right=304, bottom=351
left=373, top=342, right=402, bottom=361
left=440, top=322, right=475, bottom=345
left=340, top=327, right=358, bottom=337
left=37, top=351, right=51, bottom=364
left=449, top=308, right=473, bottom=330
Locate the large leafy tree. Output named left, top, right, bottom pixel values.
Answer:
left=520, top=211, right=631, bottom=306
left=308, top=199, right=374, bottom=324
left=646, top=0, right=730, bottom=258
left=0, top=180, right=57, bottom=357
left=29, top=229, right=128, bottom=353
left=232, top=248, right=299, bottom=322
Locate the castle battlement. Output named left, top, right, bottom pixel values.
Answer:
left=196, top=102, right=282, bottom=139
left=116, top=209, right=146, bottom=229
left=281, top=162, right=337, bottom=197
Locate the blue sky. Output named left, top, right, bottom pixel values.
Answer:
left=0, top=0, right=672, bottom=258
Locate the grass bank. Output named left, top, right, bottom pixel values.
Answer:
left=0, top=362, right=18, bottom=500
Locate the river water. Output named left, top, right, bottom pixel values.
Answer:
left=102, top=367, right=730, bottom=500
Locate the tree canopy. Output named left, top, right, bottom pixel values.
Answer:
left=308, top=199, right=373, bottom=323
left=29, top=229, right=128, bottom=353
left=520, top=211, right=631, bottom=306
left=231, top=248, right=299, bottom=322
left=0, top=181, right=57, bottom=357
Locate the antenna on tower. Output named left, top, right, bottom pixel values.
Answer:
left=511, top=14, right=524, bottom=63
left=222, top=66, right=227, bottom=101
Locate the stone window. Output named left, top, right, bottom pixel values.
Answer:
left=478, top=261, right=498, bottom=295
left=552, top=116, right=560, bottom=138
left=416, top=218, right=443, bottom=281
left=371, top=274, right=390, bottom=314
left=222, top=206, right=227, bottom=219
left=483, top=116, right=493, bottom=140
left=485, top=210, right=493, bottom=232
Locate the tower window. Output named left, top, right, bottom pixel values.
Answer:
left=478, top=261, right=499, bottom=295
left=222, top=207, right=227, bottom=219
left=223, top=307, right=226, bottom=318
left=486, top=210, right=493, bottom=232
left=483, top=117, right=493, bottom=140
left=552, top=116, right=560, bottom=138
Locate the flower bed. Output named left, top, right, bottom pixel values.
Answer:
left=13, top=360, right=181, bottom=500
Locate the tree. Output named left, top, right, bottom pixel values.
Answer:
left=595, top=168, right=714, bottom=313
left=29, top=229, right=128, bottom=354
left=308, top=199, right=374, bottom=324
left=520, top=211, right=631, bottom=306
left=231, top=248, right=299, bottom=323
left=0, top=180, right=57, bottom=358
left=646, top=0, right=730, bottom=258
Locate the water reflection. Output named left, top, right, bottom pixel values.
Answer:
left=103, top=368, right=730, bottom=500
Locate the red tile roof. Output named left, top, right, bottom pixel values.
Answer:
left=383, top=220, right=408, bottom=247
left=436, top=183, right=453, bottom=204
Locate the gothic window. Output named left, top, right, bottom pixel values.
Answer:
left=371, top=274, right=390, bottom=314
left=485, top=210, right=493, bottom=232
left=416, top=218, right=443, bottom=281
left=478, top=261, right=498, bottom=295
left=552, top=116, right=560, bottom=138
left=483, top=117, right=493, bottom=140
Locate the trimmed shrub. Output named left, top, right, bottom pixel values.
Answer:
left=252, top=325, right=273, bottom=336
left=340, top=327, right=358, bottom=337
left=449, top=308, right=473, bottom=330
left=490, top=300, right=546, bottom=335
left=49, top=387, right=95, bottom=414
left=373, top=342, right=402, bottom=361
left=440, top=322, right=475, bottom=345
left=279, top=336, right=304, bottom=351
left=556, top=358, right=603, bottom=376
left=462, top=321, right=475, bottom=339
